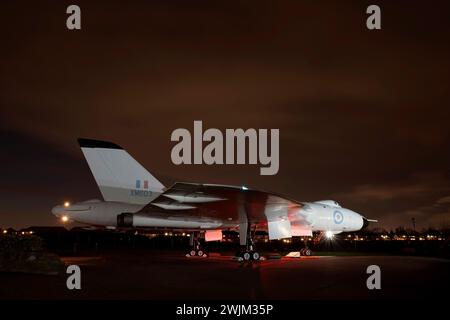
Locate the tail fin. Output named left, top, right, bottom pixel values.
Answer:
left=78, top=138, right=165, bottom=204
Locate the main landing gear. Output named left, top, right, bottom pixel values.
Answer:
left=186, top=232, right=208, bottom=258
left=237, top=224, right=261, bottom=261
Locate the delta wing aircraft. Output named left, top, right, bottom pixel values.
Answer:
left=52, top=138, right=377, bottom=260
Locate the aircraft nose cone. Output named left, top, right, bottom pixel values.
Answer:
left=352, top=212, right=365, bottom=230
left=362, top=217, right=370, bottom=229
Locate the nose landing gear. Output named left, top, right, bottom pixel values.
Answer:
left=300, top=237, right=313, bottom=256
left=300, top=247, right=312, bottom=256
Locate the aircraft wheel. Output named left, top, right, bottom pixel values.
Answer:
left=197, top=250, right=204, bottom=257
left=243, top=252, right=252, bottom=261
left=190, top=250, right=196, bottom=256
left=300, top=248, right=306, bottom=256
left=304, top=248, right=312, bottom=256
left=252, top=251, right=260, bottom=261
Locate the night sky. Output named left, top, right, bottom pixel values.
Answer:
left=1, top=1, right=449, bottom=230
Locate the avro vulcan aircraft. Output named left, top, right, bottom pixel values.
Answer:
left=52, top=138, right=376, bottom=260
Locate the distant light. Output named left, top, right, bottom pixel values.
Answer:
left=325, top=231, right=334, bottom=239
left=61, top=215, right=69, bottom=222
left=64, top=201, right=70, bottom=208
left=2, top=230, right=6, bottom=234
left=182, top=233, right=185, bottom=236
left=21, top=231, right=25, bottom=235
left=29, top=231, right=33, bottom=234
left=241, top=186, right=248, bottom=191
left=164, top=232, right=168, bottom=236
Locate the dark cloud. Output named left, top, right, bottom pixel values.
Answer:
left=1, top=0, right=450, bottom=229
left=332, top=172, right=450, bottom=229
left=0, top=129, right=99, bottom=227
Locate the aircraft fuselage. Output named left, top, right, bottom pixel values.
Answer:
left=52, top=199, right=364, bottom=234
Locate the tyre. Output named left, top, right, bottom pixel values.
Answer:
left=243, top=252, right=251, bottom=261
left=252, top=252, right=260, bottom=261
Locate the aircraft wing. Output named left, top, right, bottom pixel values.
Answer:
left=137, top=182, right=311, bottom=239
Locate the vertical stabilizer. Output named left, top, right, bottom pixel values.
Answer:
left=78, top=138, right=164, bottom=204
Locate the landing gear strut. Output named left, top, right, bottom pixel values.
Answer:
left=237, top=224, right=261, bottom=261
left=186, top=232, right=208, bottom=257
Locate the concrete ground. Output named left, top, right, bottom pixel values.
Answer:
left=0, top=251, right=448, bottom=300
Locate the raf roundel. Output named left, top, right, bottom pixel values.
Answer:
left=333, top=210, right=344, bottom=224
